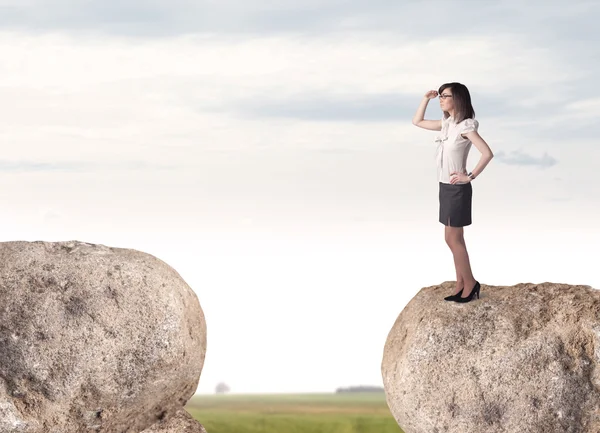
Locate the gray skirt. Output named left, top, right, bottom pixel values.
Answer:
left=439, top=181, right=472, bottom=227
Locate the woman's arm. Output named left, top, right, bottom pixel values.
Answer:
left=465, top=131, right=494, bottom=178
left=412, top=92, right=442, bottom=131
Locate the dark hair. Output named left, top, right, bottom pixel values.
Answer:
left=438, top=82, right=475, bottom=124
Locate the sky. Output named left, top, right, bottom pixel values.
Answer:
left=1, top=0, right=599, bottom=394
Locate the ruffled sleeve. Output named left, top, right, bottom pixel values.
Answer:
left=461, top=118, right=479, bottom=134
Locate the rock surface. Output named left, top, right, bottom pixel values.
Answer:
left=381, top=281, right=600, bottom=433
left=0, top=241, right=207, bottom=433
left=142, top=408, right=207, bottom=432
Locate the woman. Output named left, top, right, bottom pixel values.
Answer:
left=412, top=83, right=494, bottom=303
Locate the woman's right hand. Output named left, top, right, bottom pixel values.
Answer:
left=424, top=90, right=438, bottom=100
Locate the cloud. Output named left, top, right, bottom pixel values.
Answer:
left=0, top=1, right=595, bottom=180
left=0, top=160, right=178, bottom=173
left=564, top=98, right=600, bottom=119
left=234, top=93, right=418, bottom=122
left=0, top=26, right=590, bottom=170
left=493, top=150, right=557, bottom=168
left=0, top=0, right=596, bottom=41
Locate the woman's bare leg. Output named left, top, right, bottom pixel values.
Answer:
left=445, top=219, right=476, bottom=295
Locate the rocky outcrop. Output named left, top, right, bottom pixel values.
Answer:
left=0, top=241, right=207, bottom=433
left=381, top=281, right=600, bottom=433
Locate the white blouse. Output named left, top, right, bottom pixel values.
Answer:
left=434, top=116, right=479, bottom=184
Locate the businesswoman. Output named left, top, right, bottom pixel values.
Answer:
left=412, top=82, right=494, bottom=303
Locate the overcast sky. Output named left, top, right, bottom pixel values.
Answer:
left=1, top=0, right=599, bottom=394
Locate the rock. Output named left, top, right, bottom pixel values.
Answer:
left=141, top=408, right=207, bottom=432
left=0, top=241, right=207, bottom=433
left=381, top=281, right=600, bottom=433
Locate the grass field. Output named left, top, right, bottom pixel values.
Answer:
left=184, top=393, right=403, bottom=433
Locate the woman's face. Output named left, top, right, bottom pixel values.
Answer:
left=439, top=87, right=454, bottom=113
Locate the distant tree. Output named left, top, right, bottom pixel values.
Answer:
left=215, top=382, right=230, bottom=394
left=335, top=385, right=384, bottom=393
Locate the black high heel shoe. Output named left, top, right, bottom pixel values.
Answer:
left=453, top=281, right=480, bottom=303
left=444, top=287, right=463, bottom=301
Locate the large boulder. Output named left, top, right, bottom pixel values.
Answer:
left=0, top=241, right=207, bottom=433
left=381, top=281, right=600, bottom=433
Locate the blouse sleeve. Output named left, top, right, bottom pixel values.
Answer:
left=461, top=118, right=479, bottom=134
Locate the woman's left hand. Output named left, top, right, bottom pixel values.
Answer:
left=450, top=172, right=470, bottom=184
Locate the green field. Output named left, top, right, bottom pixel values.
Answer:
left=184, top=393, right=403, bottom=433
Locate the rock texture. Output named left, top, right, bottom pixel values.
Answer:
left=0, top=241, right=207, bottom=433
left=381, top=281, right=600, bottom=433
left=142, top=408, right=207, bottom=432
